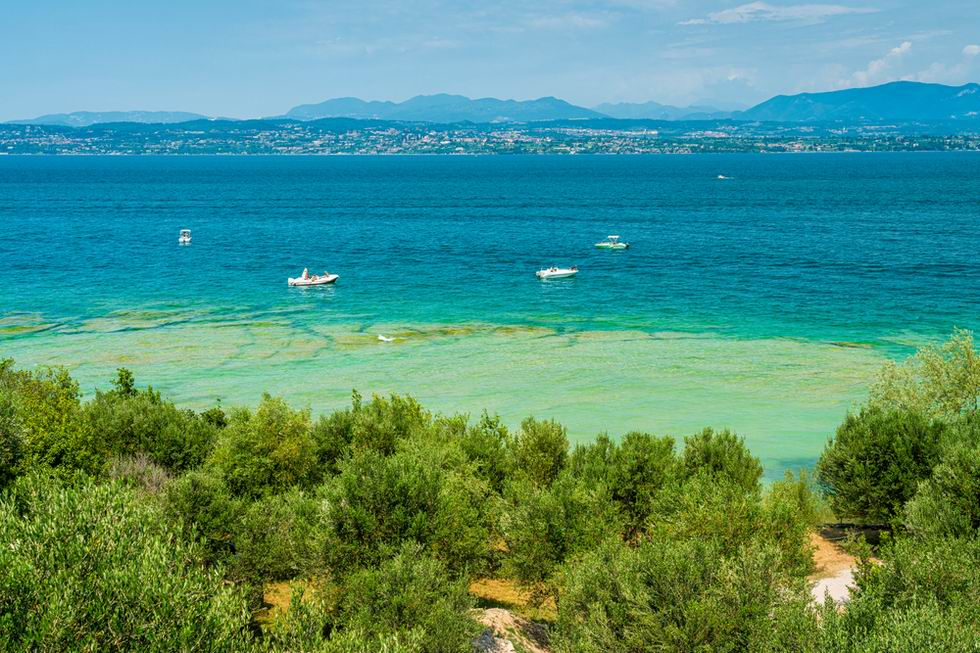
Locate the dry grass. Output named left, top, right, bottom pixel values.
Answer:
left=255, top=579, right=312, bottom=626
left=808, top=531, right=858, bottom=580
left=469, top=578, right=557, bottom=624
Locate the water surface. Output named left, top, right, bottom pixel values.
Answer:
left=2, top=153, right=978, bottom=477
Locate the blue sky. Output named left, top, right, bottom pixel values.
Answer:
left=1, top=0, right=977, bottom=120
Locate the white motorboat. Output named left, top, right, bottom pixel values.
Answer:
left=536, top=266, right=578, bottom=279
left=178, top=228, right=192, bottom=245
left=288, top=268, right=339, bottom=286
left=594, top=235, right=629, bottom=250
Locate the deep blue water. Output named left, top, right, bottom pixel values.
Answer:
left=2, top=153, right=978, bottom=347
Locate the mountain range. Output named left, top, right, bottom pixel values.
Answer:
left=13, top=111, right=209, bottom=127
left=9, top=82, right=980, bottom=127
left=284, top=94, right=606, bottom=122
left=741, top=81, right=980, bottom=122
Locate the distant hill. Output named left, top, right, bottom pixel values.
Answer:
left=593, top=101, right=730, bottom=120
left=742, top=81, right=980, bottom=122
left=11, top=111, right=211, bottom=127
left=284, top=94, right=605, bottom=122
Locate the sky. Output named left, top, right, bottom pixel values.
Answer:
left=1, top=0, right=978, bottom=120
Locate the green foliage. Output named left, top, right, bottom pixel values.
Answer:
left=208, top=394, right=318, bottom=497
left=903, top=415, right=980, bottom=537
left=819, top=535, right=980, bottom=652
left=458, top=412, right=511, bottom=493
left=554, top=535, right=811, bottom=653
left=0, top=360, right=95, bottom=474
left=83, top=382, right=217, bottom=472
left=508, top=417, right=568, bottom=487
left=0, top=391, right=23, bottom=489
left=681, top=427, right=763, bottom=493
left=760, top=471, right=822, bottom=577
left=610, top=431, right=677, bottom=537
left=335, top=543, right=478, bottom=653
left=499, top=469, right=623, bottom=604
left=350, top=394, right=431, bottom=455
left=233, top=489, right=323, bottom=582
left=869, top=328, right=980, bottom=419
left=321, top=446, right=490, bottom=577
left=0, top=474, right=252, bottom=652
left=816, top=408, right=943, bottom=522
left=164, top=469, right=242, bottom=563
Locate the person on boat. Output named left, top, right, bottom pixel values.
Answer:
left=302, top=268, right=310, bottom=280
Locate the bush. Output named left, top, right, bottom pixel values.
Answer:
left=458, top=412, right=511, bottom=494
left=335, top=543, right=478, bottom=653
left=508, top=417, right=568, bottom=487
left=83, top=375, right=217, bottom=473
left=499, top=470, right=622, bottom=604
left=819, top=535, right=980, bottom=652
left=554, top=535, right=811, bottom=653
left=321, top=446, right=490, bottom=577
left=349, top=393, right=431, bottom=456
left=610, top=431, right=677, bottom=537
left=208, top=394, right=318, bottom=497
left=868, top=328, right=980, bottom=419
left=0, top=360, right=95, bottom=475
left=233, top=489, right=323, bottom=582
left=164, top=469, right=242, bottom=564
left=681, top=427, right=762, bottom=493
left=0, top=391, right=24, bottom=489
left=816, top=408, right=943, bottom=522
left=903, top=415, right=980, bottom=538
left=0, top=474, right=252, bottom=652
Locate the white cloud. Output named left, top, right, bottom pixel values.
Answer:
left=839, top=40, right=912, bottom=87
left=964, top=45, right=980, bottom=56
left=680, top=2, right=876, bottom=26
left=526, top=13, right=609, bottom=30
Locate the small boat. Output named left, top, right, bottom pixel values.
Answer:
left=536, top=266, right=578, bottom=280
left=717, top=174, right=729, bottom=180
left=178, top=229, right=192, bottom=245
left=288, top=268, right=339, bottom=286
left=594, top=235, right=629, bottom=250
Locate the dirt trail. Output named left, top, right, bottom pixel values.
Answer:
left=808, top=531, right=858, bottom=604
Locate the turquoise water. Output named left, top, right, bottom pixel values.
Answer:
left=2, top=153, right=978, bottom=478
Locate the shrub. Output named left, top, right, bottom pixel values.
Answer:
left=0, top=360, right=95, bottom=474
left=349, top=393, right=431, bottom=456
left=164, top=469, right=242, bottom=564
left=208, top=394, right=318, bottom=497
left=109, top=452, right=172, bottom=494
left=868, top=328, right=980, bottom=420
left=508, top=417, right=568, bottom=487
left=816, top=408, right=943, bottom=522
left=233, top=489, right=323, bottom=582
left=903, top=414, right=980, bottom=538
left=554, top=535, right=810, bottom=653
left=321, top=447, right=490, bottom=577
left=0, top=474, right=252, bottom=652
left=820, top=535, right=980, bottom=651
left=83, top=377, right=217, bottom=472
left=500, top=470, right=622, bottom=604
left=458, top=412, right=511, bottom=494
left=610, top=431, right=677, bottom=537
left=681, top=427, right=762, bottom=493
left=0, top=391, right=23, bottom=488
left=335, top=543, right=478, bottom=653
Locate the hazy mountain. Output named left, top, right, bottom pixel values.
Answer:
left=742, top=81, right=980, bottom=122
left=593, top=101, right=730, bottom=120
left=285, top=94, right=605, bottom=122
left=11, top=111, right=210, bottom=127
